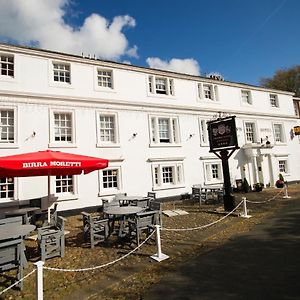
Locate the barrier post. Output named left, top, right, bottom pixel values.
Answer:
left=34, top=261, right=44, bottom=300
left=240, top=197, right=251, bottom=218
left=283, top=182, right=291, bottom=199
left=150, top=225, right=169, bottom=262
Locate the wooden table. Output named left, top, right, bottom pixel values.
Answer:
left=105, top=206, right=143, bottom=237
left=4, top=207, right=40, bottom=224
left=0, top=224, right=35, bottom=241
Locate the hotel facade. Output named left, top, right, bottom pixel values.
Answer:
left=0, top=43, right=299, bottom=212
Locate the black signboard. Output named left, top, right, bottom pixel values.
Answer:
left=207, top=116, right=239, bottom=152
left=294, top=126, right=300, bottom=136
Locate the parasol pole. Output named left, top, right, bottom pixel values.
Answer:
left=47, top=174, right=51, bottom=224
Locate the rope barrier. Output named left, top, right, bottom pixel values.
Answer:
left=162, top=200, right=244, bottom=232
left=44, top=230, right=156, bottom=272
left=0, top=269, right=36, bottom=295
left=246, top=188, right=284, bottom=204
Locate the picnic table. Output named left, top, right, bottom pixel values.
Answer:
left=104, top=206, right=143, bottom=238
left=0, top=224, right=36, bottom=240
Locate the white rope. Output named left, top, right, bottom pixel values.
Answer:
left=44, top=230, right=156, bottom=272
left=162, top=200, right=244, bottom=232
left=246, top=188, right=284, bottom=204
left=0, top=269, right=36, bottom=295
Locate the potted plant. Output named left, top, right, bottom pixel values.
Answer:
left=253, top=182, right=264, bottom=192
left=243, top=178, right=250, bottom=193
left=275, top=173, right=285, bottom=188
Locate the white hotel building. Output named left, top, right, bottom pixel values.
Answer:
left=0, top=43, right=299, bottom=212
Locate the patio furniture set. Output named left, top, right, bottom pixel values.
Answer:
left=192, top=185, right=224, bottom=206
left=81, top=192, right=162, bottom=248
left=0, top=204, right=65, bottom=290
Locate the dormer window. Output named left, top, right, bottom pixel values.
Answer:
left=0, top=54, right=14, bottom=77
left=241, top=90, right=252, bottom=105
left=198, top=83, right=218, bottom=101
left=148, top=75, right=174, bottom=96
left=53, top=62, right=71, bottom=83
left=270, top=94, right=279, bottom=107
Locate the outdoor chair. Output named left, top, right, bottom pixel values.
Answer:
left=81, top=212, right=109, bottom=248
left=37, top=216, right=66, bottom=261
left=147, top=192, right=156, bottom=201
left=128, top=211, right=158, bottom=246
left=148, top=201, right=163, bottom=227
left=134, top=197, right=150, bottom=210
left=191, top=187, right=201, bottom=206
left=0, top=237, right=26, bottom=290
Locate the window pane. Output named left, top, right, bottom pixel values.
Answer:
left=56, top=175, right=74, bottom=193
left=0, top=110, right=15, bottom=143
left=53, top=63, right=71, bottom=83
left=99, top=115, right=115, bottom=142
left=54, top=113, right=72, bottom=142
left=0, top=55, right=14, bottom=77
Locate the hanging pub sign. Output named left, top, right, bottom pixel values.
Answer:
left=294, top=126, right=300, bottom=136
left=207, top=116, right=239, bottom=152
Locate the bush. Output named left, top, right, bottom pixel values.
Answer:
left=243, top=178, right=250, bottom=193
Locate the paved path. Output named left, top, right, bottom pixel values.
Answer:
left=143, top=198, right=300, bottom=300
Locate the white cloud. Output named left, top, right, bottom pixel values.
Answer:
left=146, top=57, right=200, bottom=76
left=0, top=0, right=137, bottom=60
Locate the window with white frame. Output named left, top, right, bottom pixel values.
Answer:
left=241, top=90, right=252, bottom=104
left=0, top=109, right=15, bottom=144
left=148, top=75, right=174, bottom=96
left=244, top=122, right=256, bottom=143
left=199, top=119, right=209, bottom=146
left=278, top=159, right=288, bottom=174
left=100, top=167, right=122, bottom=194
left=293, top=101, right=300, bottom=117
left=97, top=69, right=113, bottom=88
left=0, top=177, right=14, bottom=199
left=97, top=113, right=118, bottom=146
left=204, top=162, right=223, bottom=184
left=0, top=54, right=14, bottom=77
left=198, top=83, right=218, bottom=101
left=273, top=123, right=285, bottom=143
left=270, top=94, right=279, bottom=108
left=55, top=175, right=74, bottom=194
left=54, top=112, right=73, bottom=142
left=53, top=62, right=71, bottom=83
left=152, top=162, right=184, bottom=189
left=150, top=116, right=180, bottom=145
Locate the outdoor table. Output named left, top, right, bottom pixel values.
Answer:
left=104, top=206, right=143, bottom=238
left=0, top=224, right=36, bottom=241
left=4, top=207, right=40, bottom=224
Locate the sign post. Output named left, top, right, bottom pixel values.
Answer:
left=207, top=115, right=239, bottom=211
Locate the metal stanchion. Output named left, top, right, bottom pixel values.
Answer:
left=283, top=182, right=291, bottom=199
left=35, top=261, right=44, bottom=300
left=150, top=225, right=169, bottom=262
left=240, top=197, right=251, bottom=218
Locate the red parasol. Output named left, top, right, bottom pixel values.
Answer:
left=0, top=150, right=109, bottom=222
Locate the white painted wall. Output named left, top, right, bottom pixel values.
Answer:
left=0, top=44, right=299, bottom=212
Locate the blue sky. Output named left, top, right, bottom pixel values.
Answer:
left=0, top=0, right=299, bottom=85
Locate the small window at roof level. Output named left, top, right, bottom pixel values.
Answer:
left=0, top=54, right=14, bottom=77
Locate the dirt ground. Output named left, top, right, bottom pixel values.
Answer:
left=0, top=185, right=298, bottom=300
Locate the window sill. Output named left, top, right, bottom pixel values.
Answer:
left=48, top=143, right=77, bottom=148
left=49, top=82, right=73, bottom=89
left=274, top=142, right=287, bottom=146
left=0, top=75, right=17, bottom=83
left=98, top=190, right=122, bottom=197
left=0, top=143, right=19, bottom=149
left=147, top=93, right=175, bottom=99
left=197, top=98, right=219, bottom=103
left=56, top=195, right=79, bottom=202
left=149, top=143, right=182, bottom=148
left=96, top=143, right=121, bottom=148
left=94, top=87, right=116, bottom=93
left=152, top=185, right=185, bottom=191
